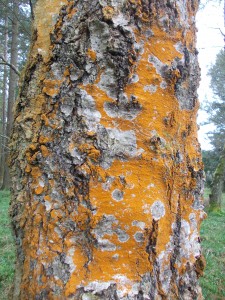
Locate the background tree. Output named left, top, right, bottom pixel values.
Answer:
left=0, top=0, right=32, bottom=189
left=10, top=0, right=205, bottom=299
left=204, top=50, right=225, bottom=211
left=202, top=150, right=218, bottom=186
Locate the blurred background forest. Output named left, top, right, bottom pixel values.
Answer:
left=0, top=0, right=224, bottom=299
left=0, top=0, right=34, bottom=189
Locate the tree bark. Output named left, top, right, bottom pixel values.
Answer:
left=10, top=1, right=205, bottom=299
left=3, top=0, right=19, bottom=190
left=209, top=144, right=225, bottom=212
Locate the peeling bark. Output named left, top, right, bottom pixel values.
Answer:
left=10, top=0, right=205, bottom=299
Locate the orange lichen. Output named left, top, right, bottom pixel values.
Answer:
left=29, top=144, right=37, bottom=151
left=65, top=247, right=89, bottom=297
left=67, top=7, right=77, bottom=19
left=102, top=6, right=115, bottom=20
left=63, top=67, right=70, bottom=77
left=31, top=167, right=42, bottom=178
left=43, top=79, right=62, bottom=97
left=34, top=186, right=44, bottom=195
left=25, top=165, right=32, bottom=173
left=79, top=144, right=101, bottom=162
left=74, top=206, right=91, bottom=231
left=33, top=0, right=68, bottom=61
left=40, top=145, right=50, bottom=157
left=87, top=49, right=97, bottom=61
left=39, top=135, right=52, bottom=144
left=41, top=114, right=50, bottom=126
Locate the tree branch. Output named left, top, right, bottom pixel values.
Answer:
left=209, top=27, right=225, bottom=37
left=0, top=134, right=9, bottom=140
left=29, top=0, right=34, bottom=20
left=0, top=55, right=20, bottom=76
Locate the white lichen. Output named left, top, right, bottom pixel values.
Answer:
left=144, top=85, right=157, bottom=94
left=112, top=189, right=124, bottom=201
left=132, top=220, right=146, bottom=230
left=150, top=201, right=165, bottom=221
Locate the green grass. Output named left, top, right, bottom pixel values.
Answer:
left=200, top=189, right=225, bottom=299
left=0, top=190, right=15, bottom=300
left=0, top=190, right=224, bottom=299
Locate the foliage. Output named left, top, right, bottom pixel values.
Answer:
left=200, top=188, right=225, bottom=299
left=202, top=150, right=220, bottom=186
left=0, top=190, right=15, bottom=300
left=206, top=50, right=225, bottom=152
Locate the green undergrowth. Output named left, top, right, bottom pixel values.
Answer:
left=0, top=190, right=15, bottom=299
left=0, top=190, right=224, bottom=299
left=200, top=190, right=225, bottom=299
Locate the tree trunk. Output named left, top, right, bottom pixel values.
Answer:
left=10, top=1, right=205, bottom=299
left=3, top=0, right=19, bottom=190
left=0, top=14, right=8, bottom=189
left=209, top=144, right=225, bottom=212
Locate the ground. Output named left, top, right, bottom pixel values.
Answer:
left=0, top=189, right=225, bottom=300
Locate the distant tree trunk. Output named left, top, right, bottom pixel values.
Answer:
left=0, top=14, right=8, bottom=189
left=3, top=0, right=19, bottom=190
left=209, top=145, right=225, bottom=212
left=10, top=1, right=205, bottom=299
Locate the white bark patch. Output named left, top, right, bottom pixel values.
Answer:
left=68, top=147, right=86, bottom=165
left=172, top=219, right=201, bottom=262
left=160, top=81, right=167, bottom=89
left=129, top=74, right=139, bottom=84
left=112, top=275, right=140, bottom=298
left=98, top=67, right=118, bottom=99
left=134, top=41, right=145, bottom=56
left=176, top=0, right=188, bottom=25
left=89, top=19, right=110, bottom=59
left=97, top=238, right=117, bottom=251
left=60, top=104, right=73, bottom=117
left=157, top=240, right=175, bottom=294
left=174, top=42, right=185, bottom=57
left=115, top=228, right=130, bottom=243
left=65, top=248, right=76, bottom=273
left=150, top=201, right=165, bottom=221
left=112, top=13, right=129, bottom=27
left=132, top=220, right=146, bottom=230
left=97, top=127, right=138, bottom=169
left=78, top=90, right=101, bottom=131
left=148, top=55, right=164, bottom=76
left=99, top=0, right=127, bottom=9
left=159, top=261, right=172, bottom=294
left=44, top=200, right=51, bottom=211
left=102, top=176, right=115, bottom=191
left=189, top=213, right=197, bottom=230
left=92, top=214, right=129, bottom=247
left=54, top=226, right=63, bottom=238
left=144, top=85, right=157, bottom=94
left=84, top=281, right=113, bottom=294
